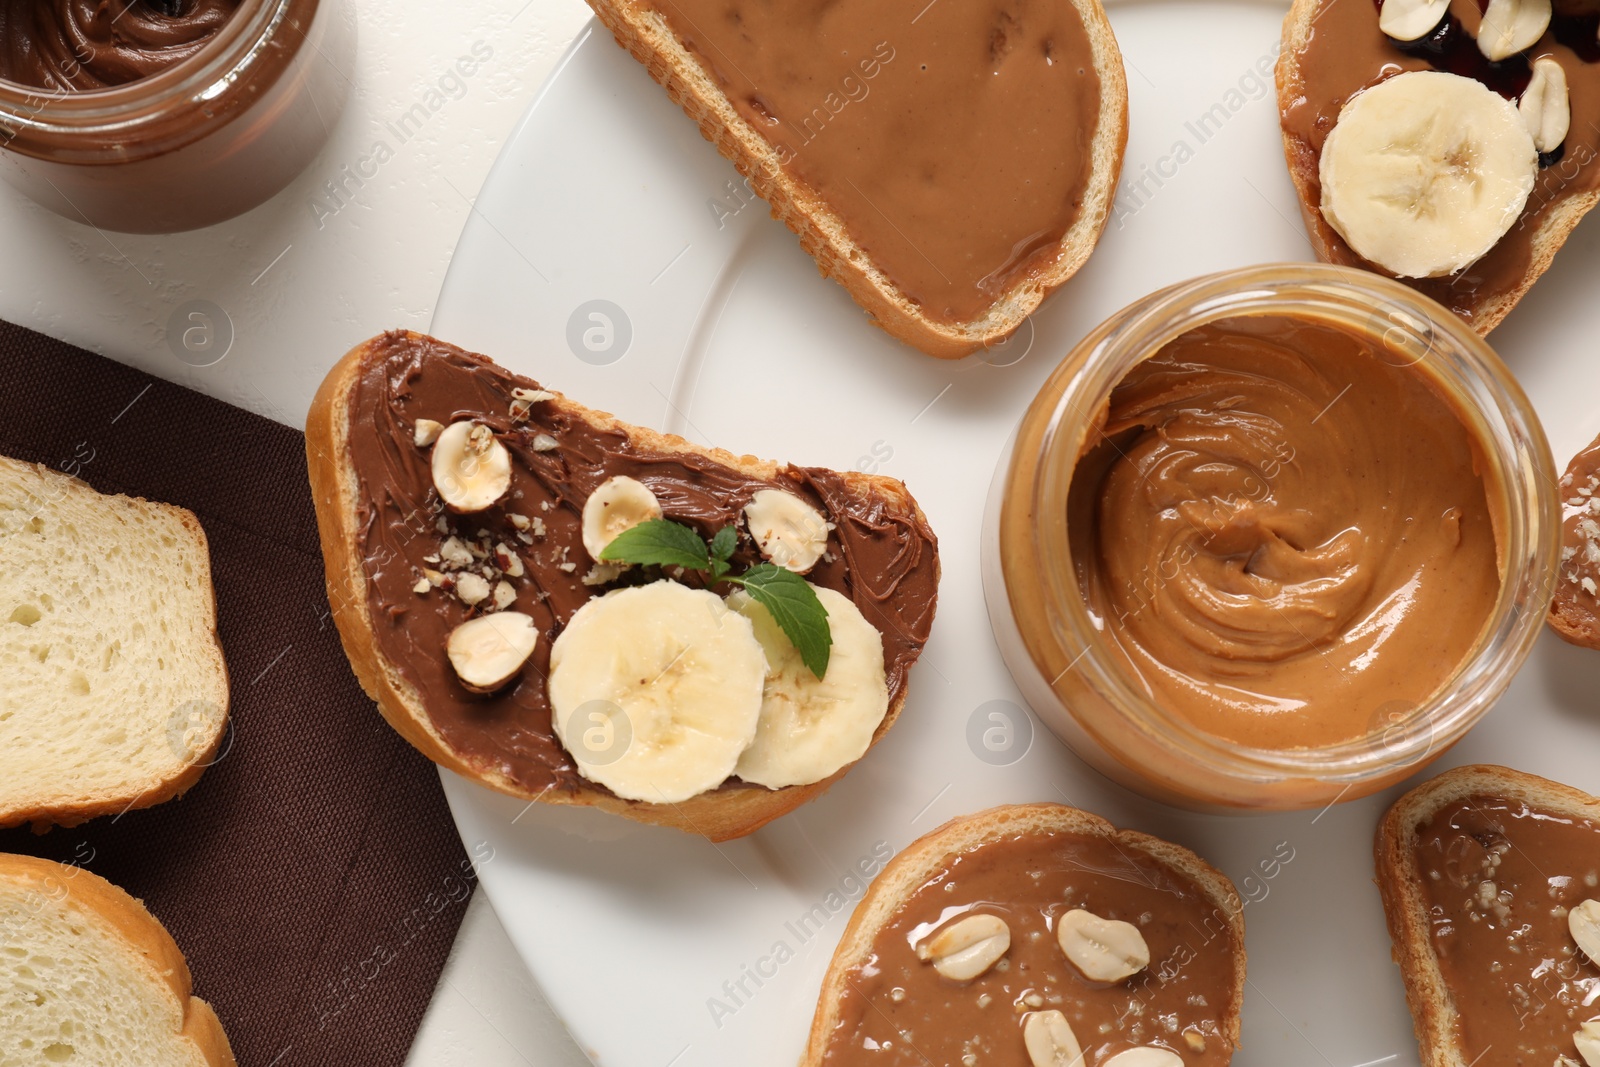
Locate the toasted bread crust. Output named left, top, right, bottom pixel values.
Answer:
left=1375, top=764, right=1600, bottom=1067
left=1549, top=597, right=1600, bottom=649
left=584, top=0, right=1129, bottom=359
left=306, top=332, right=939, bottom=841
left=0, top=853, right=236, bottom=1067
left=800, top=803, right=1248, bottom=1063
left=1275, top=0, right=1599, bottom=335
left=0, top=461, right=230, bottom=833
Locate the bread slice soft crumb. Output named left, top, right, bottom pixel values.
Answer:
left=0, top=853, right=234, bottom=1066
left=0, top=457, right=229, bottom=830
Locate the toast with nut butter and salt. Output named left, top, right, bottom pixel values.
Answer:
left=1550, top=430, right=1600, bottom=649
left=1377, top=764, right=1600, bottom=1067
left=803, top=803, right=1247, bottom=1066
left=585, top=0, right=1128, bottom=359
left=1277, top=0, right=1600, bottom=334
left=306, top=331, right=940, bottom=842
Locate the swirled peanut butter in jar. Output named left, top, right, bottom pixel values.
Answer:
left=1070, top=314, right=1500, bottom=750
left=983, top=266, right=1559, bottom=811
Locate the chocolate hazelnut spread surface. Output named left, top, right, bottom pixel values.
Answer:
left=1552, top=434, right=1600, bottom=647
left=1280, top=0, right=1600, bottom=325
left=0, top=1, right=242, bottom=91
left=820, top=830, right=1241, bottom=1065
left=1068, top=314, right=1500, bottom=749
left=344, top=332, right=938, bottom=796
left=647, top=0, right=1103, bottom=324
left=1413, top=794, right=1600, bottom=1065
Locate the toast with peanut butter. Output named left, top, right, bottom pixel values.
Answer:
left=1277, top=0, right=1600, bottom=334
left=1377, top=764, right=1600, bottom=1067
left=1551, top=431, right=1600, bottom=648
left=803, top=803, right=1247, bottom=1065
left=586, top=0, right=1129, bottom=358
left=305, top=332, right=939, bottom=841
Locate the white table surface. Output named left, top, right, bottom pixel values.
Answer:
left=0, top=2, right=595, bottom=1063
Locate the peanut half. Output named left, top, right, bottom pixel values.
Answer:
left=1056, top=909, right=1150, bottom=983
left=1023, top=1009, right=1085, bottom=1067
left=917, top=913, right=1011, bottom=982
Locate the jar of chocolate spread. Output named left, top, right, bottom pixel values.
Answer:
left=0, top=0, right=354, bottom=233
left=982, top=264, right=1560, bottom=812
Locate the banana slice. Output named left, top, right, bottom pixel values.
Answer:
left=745, top=489, right=833, bottom=573
left=729, top=584, right=888, bottom=789
left=581, top=475, right=663, bottom=561
left=1320, top=71, right=1536, bottom=279
left=548, top=581, right=766, bottom=803
left=1478, top=0, right=1550, bottom=60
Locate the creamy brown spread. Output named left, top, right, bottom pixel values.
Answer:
left=1068, top=314, right=1501, bottom=750
left=646, top=0, right=1104, bottom=324
left=819, top=830, right=1240, bottom=1065
left=1553, top=434, right=1600, bottom=645
left=0, top=1, right=242, bottom=91
left=1281, top=0, right=1600, bottom=325
left=344, top=332, right=939, bottom=796
left=1414, top=793, right=1600, bottom=1064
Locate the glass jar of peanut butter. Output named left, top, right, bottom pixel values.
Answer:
left=0, top=0, right=353, bottom=233
left=982, top=264, right=1559, bottom=812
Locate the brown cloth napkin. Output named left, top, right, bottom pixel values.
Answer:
left=0, top=320, right=475, bottom=1066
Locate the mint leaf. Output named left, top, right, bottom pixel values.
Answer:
left=710, top=525, right=738, bottom=564
left=731, top=564, right=832, bottom=679
left=597, top=521, right=831, bottom=677
left=708, top=525, right=738, bottom=583
left=599, top=519, right=710, bottom=571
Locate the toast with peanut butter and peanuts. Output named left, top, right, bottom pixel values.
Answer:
left=803, top=803, right=1247, bottom=1065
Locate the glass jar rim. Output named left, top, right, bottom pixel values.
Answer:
left=0, top=0, right=297, bottom=145
left=1019, top=263, right=1559, bottom=786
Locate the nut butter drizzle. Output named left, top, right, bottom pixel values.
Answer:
left=821, top=831, right=1241, bottom=1065
left=645, top=0, right=1104, bottom=324
left=0, top=0, right=243, bottom=90
left=346, top=332, right=938, bottom=796
left=1414, top=795, right=1600, bottom=1065
left=1281, top=0, right=1600, bottom=323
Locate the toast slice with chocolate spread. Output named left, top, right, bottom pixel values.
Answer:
left=585, top=0, right=1129, bottom=359
left=803, top=803, right=1247, bottom=1065
left=306, top=332, right=940, bottom=841
left=1377, top=765, right=1600, bottom=1067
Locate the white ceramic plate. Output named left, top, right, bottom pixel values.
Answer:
left=431, top=5, right=1600, bottom=1065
